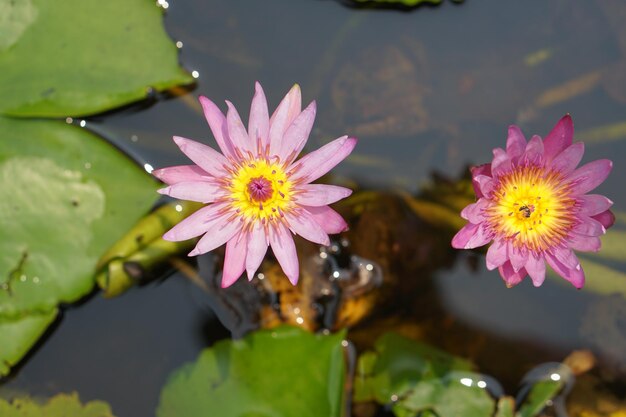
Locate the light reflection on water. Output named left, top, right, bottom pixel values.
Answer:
left=3, top=0, right=626, bottom=416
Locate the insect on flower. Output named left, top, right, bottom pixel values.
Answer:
left=153, top=83, right=357, bottom=288
left=452, top=115, right=614, bottom=289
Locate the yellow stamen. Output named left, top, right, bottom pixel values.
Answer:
left=486, top=166, right=575, bottom=251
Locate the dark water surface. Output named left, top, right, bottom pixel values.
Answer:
left=3, top=0, right=626, bottom=415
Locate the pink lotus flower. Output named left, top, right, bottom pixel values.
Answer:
left=452, top=115, right=614, bottom=288
left=154, top=83, right=357, bottom=287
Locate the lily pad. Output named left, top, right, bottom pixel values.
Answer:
left=157, top=326, right=346, bottom=417
left=0, top=392, right=115, bottom=417
left=0, top=117, right=158, bottom=373
left=0, top=309, right=57, bottom=376
left=354, top=333, right=496, bottom=417
left=0, top=0, right=192, bottom=117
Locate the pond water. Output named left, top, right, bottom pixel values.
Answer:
left=2, top=0, right=626, bottom=415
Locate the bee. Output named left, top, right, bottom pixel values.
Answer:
left=519, top=205, right=533, bottom=218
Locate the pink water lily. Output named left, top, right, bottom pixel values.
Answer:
left=154, top=83, right=357, bottom=287
left=452, top=115, right=614, bottom=288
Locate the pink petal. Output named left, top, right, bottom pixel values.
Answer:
left=491, top=148, right=512, bottom=177
left=524, top=253, right=546, bottom=287
left=289, top=136, right=357, bottom=184
left=285, top=210, right=330, bottom=246
left=248, top=82, right=270, bottom=150
left=269, top=84, right=302, bottom=157
left=158, top=181, right=223, bottom=203
left=163, top=203, right=228, bottom=241
left=498, top=261, right=527, bottom=287
left=221, top=233, right=248, bottom=288
left=295, top=184, right=352, bottom=207
left=549, top=142, right=584, bottom=175
left=543, top=114, right=573, bottom=163
left=573, top=216, right=606, bottom=236
left=546, top=252, right=585, bottom=288
left=506, top=125, right=527, bottom=160
left=451, top=223, right=492, bottom=249
left=520, top=135, right=544, bottom=165
left=473, top=174, right=495, bottom=198
left=280, top=101, right=316, bottom=163
left=470, top=164, right=492, bottom=198
left=509, top=243, right=529, bottom=272
left=566, top=159, right=612, bottom=196
left=226, top=100, right=254, bottom=154
left=246, top=222, right=269, bottom=280
left=460, top=198, right=490, bottom=224
left=188, top=216, right=242, bottom=256
left=172, top=136, right=228, bottom=177
left=152, top=165, right=211, bottom=185
left=577, top=194, right=613, bottom=216
left=303, top=206, right=348, bottom=234
left=269, top=221, right=299, bottom=285
left=592, top=210, right=615, bottom=229
left=199, top=96, right=235, bottom=158
left=551, top=247, right=580, bottom=269
left=568, top=232, right=601, bottom=252
left=486, top=239, right=508, bottom=270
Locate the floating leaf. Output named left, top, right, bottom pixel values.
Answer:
left=354, top=333, right=495, bottom=417
left=0, top=393, right=115, bottom=417
left=0, top=117, right=158, bottom=373
left=0, top=309, right=57, bottom=376
left=516, top=380, right=563, bottom=417
left=157, top=326, right=346, bottom=417
left=0, top=0, right=192, bottom=117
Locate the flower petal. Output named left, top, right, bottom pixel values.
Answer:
left=163, top=203, right=229, bottom=242
left=451, top=223, right=492, bottom=249
left=152, top=165, right=211, bottom=185
left=172, top=136, right=228, bottom=177
left=509, top=243, right=529, bottom=272
left=303, top=206, right=348, bottom=234
left=221, top=232, right=248, bottom=288
left=460, top=198, right=490, bottom=224
left=550, top=142, right=584, bottom=175
left=246, top=222, right=269, bottom=280
left=524, top=253, right=546, bottom=287
left=546, top=251, right=585, bottom=288
left=269, top=84, right=302, bottom=157
left=269, top=221, right=299, bottom=285
left=577, top=194, right=613, bottom=216
left=289, top=136, right=357, bottom=184
left=520, top=135, right=544, bottom=165
left=158, top=181, right=224, bottom=203
left=226, top=100, right=253, bottom=154
left=566, top=159, right=613, bottom=196
left=573, top=216, right=606, bottom=236
left=248, top=82, right=270, bottom=150
left=473, top=174, right=495, bottom=198
left=188, top=216, right=242, bottom=256
left=285, top=209, right=330, bottom=246
left=491, top=148, right=512, bottom=177
left=506, top=125, right=527, bottom=160
left=592, top=210, right=615, bottom=229
left=295, top=184, right=352, bottom=207
left=470, top=164, right=492, bottom=198
left=199, top=96, right=235, bottom=158
left=486, top=239, right=508, bottom=270
left=567, top=232, right=601, bottom=252
left=280, top=101, right=316, bottom=163
left=498, top=261, right=527, bottom=287
left=543, top=114, right=573, bottom=162
left=551, top=247, right=579, bottom=269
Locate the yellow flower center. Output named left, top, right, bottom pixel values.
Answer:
left=229, top=159, right=293, bottom=220
left=486, top=166, right=575, bottom=252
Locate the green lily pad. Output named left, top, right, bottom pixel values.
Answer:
left=0, top=309, right=57, bottom=375
left=354, top=333, right=496, bottom=417
left=516, top=379, right=563, bottom=417
left=157, top=326, right=346, bottom=417
left=0, top=0, right=192, bottom=117
left=0, top=392, right=116, bottom=417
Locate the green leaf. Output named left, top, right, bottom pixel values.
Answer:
left=515, top=380, right=563, bottom=417
left=0, top=117, right=159, bottom=373
left=0, top=393, right=116, bottom=417
left=157, top=326, right=346, bottom=417
left=495, top=397, right=515, bottom=417
left=354, top=333, right=495, bottom=417
left=0, top=0, right=192, bottom=117
left=0, top=309, right=57, bottom=375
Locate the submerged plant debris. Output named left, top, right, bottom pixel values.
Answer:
left=0, top=393, right=116, bottom=417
